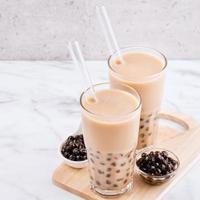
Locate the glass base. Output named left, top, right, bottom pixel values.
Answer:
left=91, top=182, right=133, bottom=197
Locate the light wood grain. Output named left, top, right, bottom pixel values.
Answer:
left=52, top=112, right=200, bottom=200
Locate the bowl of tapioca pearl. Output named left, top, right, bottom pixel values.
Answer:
left=135, top=148, right=180, bottom=185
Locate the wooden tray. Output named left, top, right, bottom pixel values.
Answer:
left=52, top=111, right=200, bottom=200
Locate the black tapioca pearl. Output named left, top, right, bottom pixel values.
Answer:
left=107, top=157, right=111, bottom=161
left=106, top=174, right=111, bottom=178
left=120, top=162, right=126, bottom=167
left=106, top=180, right=111, bottom=184
left=108, top=153, right=113, bottom=156
left=113, top=184, right=118, bottom=187
left=96, top=181, right=101, bottom=186
left=107, top=168, right=112, bottom=172
left=96, top=151, right=100, bottom=154
left=111, top=162, right=116, bottom=167
left=90, top=158, right=95, bottom=163
left=126, top=172, right=130, bottom=177
left=146, top=127, right=149, bottom=131
left=98, top=169, right=104, bottom=174
left=140, top=118, right=144, bottom=121
left=141, top=139, right=145, bottom=143
left=90, top=153, right=94, bottom=157
left=120, top=153, right=123, bottom=157
left=140, top=125, right=144, bottom=129
left=148, top=132, right=152, bottom=136
left=100, top=162, right=105, bottom=165
left=114, top=156, right=118, bottom=160
left=117, top=178, right=123, bottom=182
left=116, top=169, right=120, bottom=173
left=140, top=133, right=145, bottom=138
left=123, top=179, right=128, bottom=184
left=145, top=119, right=150, bottom=123
left=90, top=176, right=94, bottom=180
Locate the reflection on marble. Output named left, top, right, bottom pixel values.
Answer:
left=0, top=61, right=200, bottom=200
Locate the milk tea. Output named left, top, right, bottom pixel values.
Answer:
left=81, top=83, right=141, bottom=196
left=109, top=48, right=166, bottom=149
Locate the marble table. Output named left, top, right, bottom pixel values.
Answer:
left=0, top=60, right=200, bottom=200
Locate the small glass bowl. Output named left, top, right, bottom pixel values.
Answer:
left=135, top=147, right=180, bottom=185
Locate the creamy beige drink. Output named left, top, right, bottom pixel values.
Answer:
left=109, top=47, right=167, bottom=149
left=81, top=83, right=141, bottom=196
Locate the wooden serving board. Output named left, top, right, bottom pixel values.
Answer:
left=52, top=111, right=200, bottom=200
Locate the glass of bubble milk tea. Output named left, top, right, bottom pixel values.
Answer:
left=108, top=47, right=167, bottom=150
left=80, top=83, right=141, bottom=196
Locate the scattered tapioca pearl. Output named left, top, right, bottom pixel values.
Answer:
left=148, top=132, right=152, bottom=136
left=98, top=169, right=104, bottom=174
left=140, top=133, right=145, bottom=138
left=100, top=162, right=105, bottom=165
left=113, top=184, right=118, bottom=187
left=126, top=172, right=130, bottom=177
left=106, top=174, right=111, bottom=178
left=140, top=118, right=144, bottom=121
left=111, top=162, right=116, bottom=167
left=90, top=158, right=95, bottom=163
left=140, top=125, right=144, bottom=129
left=146, top=127, right=149, bottom=131
left=90, top=176, right=94, bottom=180
left=123, top=179, right=128, bottom=184
left=107, top=158, right=111, bottom=161
left=120, top=162, right=126, bottom=167
left=106, top=180, right=111, bottom=184
left=95, top=155, right=100, bottom=159
left=117, top=178, right=123, bottom=182
left=96, top=181, right=101, bottom=186
left=116, top=169, right=120, bottom=173
left=107, top=168, right=112, bottom=172
left=141, top=139, right=145, bottom=143
left=145, top=119, right=150, bottom=123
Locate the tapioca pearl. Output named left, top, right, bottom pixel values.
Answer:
left=140, top=125, right=144, bottom=129
left=123, top=179, right=128, bottom=184
left=100, top=162, right=105, bottom=166
left=98, top=169, right=104, bottom=174
left=107, top=168, right=112, bottom=172
left=120, top=162, right=126, bottom=167
left=113, top=184, right=118, bottom=188
left=90, top=158, right=95, bottom=163
left=111, top=162, right=116, bottom=167
left=90, top=175, right=94, bottom=180
left=96, top=181, right=101, bottom=186
left=148, top=132, right=152, bottom=136
left=126, top=172, right=130, bottom=177
left=107, top=157, right=112, bottom=161
left=120, top=153, right=123, bottom=157
left=145, top=119, right=150, bottom=123
left=108, top=153, right=113, bottom=156
left=141, top=139, right=145, bottom=143
left=90, top=152, right=94, bottom=157
left=116, top=169, right=120, bottom=173
left=114, top=156, right=118, bottom=160
left=95, top=155, right=100, bottom=159
left=145, top=127, right=149, bottom=131
left=106, top=174, right=111, bottom=178
left=117, top=178, right=123, bottom=182
left=96, top=150, right=100, bottom=154
left=106, top=180, right=111, bottom=185
left=128, top=158, right=132, bottom=163
left=140, top=133, right=145, bottom=138
left=140, top=118, right=144, bottom=121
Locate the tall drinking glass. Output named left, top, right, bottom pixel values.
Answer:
left=80, top=83, right=141, bottom=196
left=108, top=47, right=167, bottom=149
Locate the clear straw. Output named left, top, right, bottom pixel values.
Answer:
left=96, top=6, right=124, bottom=63
left=68, top=41, right=97, bottom=101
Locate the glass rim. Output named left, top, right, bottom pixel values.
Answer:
left=80, top=82, right=142, bottom=118
left=108, top=46, right=167, bottom=81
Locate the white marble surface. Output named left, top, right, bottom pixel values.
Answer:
left=0, top=60, right=200, bottom=200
